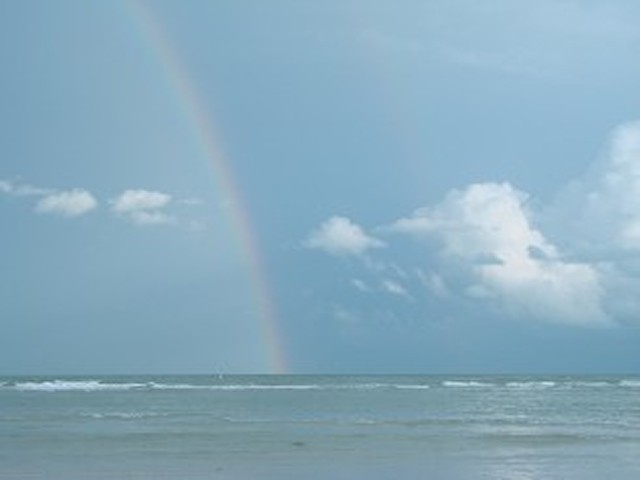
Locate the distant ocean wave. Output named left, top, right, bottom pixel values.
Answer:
left=11, top=380, right=148, bottom=392
left=5, top=380, right=323, bottom=392
left=442, top=381, right=494, bottom=388
left=393, top=384, right=431, bottom=390
left=1, top=380, right=432, bottom=393
left=619, top=379, right=640, bottom=387
left=1, top=377, right=638, bottom=393
left=505, top=381, right=556, bottom=389
left=563, top=381, right=611, bottom=388
left=80, top=411, right=167, bottom=420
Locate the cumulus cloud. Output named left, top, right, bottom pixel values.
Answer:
left=550, top=121, right=640, bottom=253
left=306, top=216, right=385, bottom=256
left=2, top=178, right=202, bottom=228
left=110, top=189, right=175, bottom=226
left=304, top=120, right=640, bottom=328
left=537, top=120, right=640, bottom=324
left=35, top=189, right=98, bottom=217
left=392, top=183, right=547, bottom=257
left=111, top=189, right=171, bottom=213
left=390, top=182, right=609, bottom=326
left=2, top=179, right=96, bottom=218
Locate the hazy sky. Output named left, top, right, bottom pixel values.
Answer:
left=2, top=0, right=640, bottom=374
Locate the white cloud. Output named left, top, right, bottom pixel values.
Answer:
left=391, top=183, right=551, bottom=258
left=546, top=121, right=640, bottom=254
left=111, top=189, right=171, bottom=213
left=35, top=189, right=98, bottom=217
left=391, top=182, right=609, bottom=327
left=2, top=179, right=200, bottom=228
left=301, top=121, right=640, bottom=327
left=110, top=189, right=175, bottom=226
left=535, top=120, right=640, bottom=324
left=586, top=121, right=640, bottom=250
left=306, top=216, right=385, bottom=256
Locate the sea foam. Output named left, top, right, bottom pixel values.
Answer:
left=620, top=380, right=640, bottom=388
left=13, top=380, right=147, bottom=392
left=442, top=381, right=494, bottom=388
left=506, top=381, right=556, bottom=389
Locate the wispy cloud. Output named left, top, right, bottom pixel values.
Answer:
left=0, top=179, right=53, bottom=197
left=351, top=278, right=372, bottom=293
left=179, top=198, right=204, bottom=206
left=35, top=189, right=98, bottom=217
left=333, top=305, right=362, bottom=327
left=417, top=270, right=450, bottom=299
left=381, top=279, right=411, bottom=299
left=305, top=216, right=385, bottom=256
left=127, top=210, right=176, bottom=226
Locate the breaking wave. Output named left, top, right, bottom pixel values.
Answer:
left=12, top=380, right=148, bottom=392
left=442, top=381, right=494, bottom=388
left=506, top=381, right=556, bottom=389
left=620, top=380, right=640, bottom=388
left=2, top=377, right=638, bottom=393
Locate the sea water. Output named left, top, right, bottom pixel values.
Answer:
left=1, top=375, right=640, bottom=479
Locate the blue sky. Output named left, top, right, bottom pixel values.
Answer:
left=2, top=0, right=640, bottom=374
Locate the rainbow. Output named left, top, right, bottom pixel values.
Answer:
left=125, top=1, right=287, bottom=374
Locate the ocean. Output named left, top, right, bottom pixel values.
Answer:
left=1, top=374, right=639, bottom=479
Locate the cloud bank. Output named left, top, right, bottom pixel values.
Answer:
left=307, top=120, right=640, bottom=328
